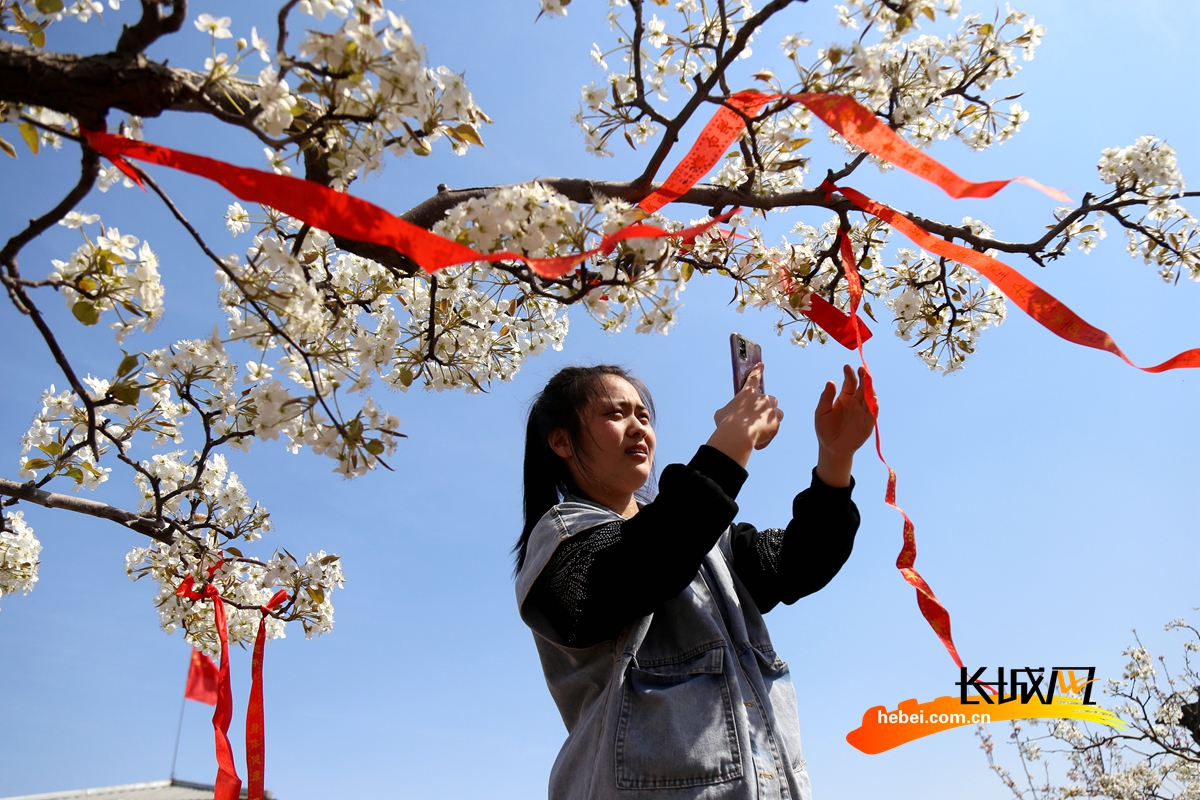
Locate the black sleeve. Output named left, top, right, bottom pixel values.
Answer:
left=528, top=445, right=746, bottom=648
left=730, top=469, right=859, bottom=614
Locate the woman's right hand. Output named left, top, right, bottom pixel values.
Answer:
left=707, top=364, right=783, bottom=468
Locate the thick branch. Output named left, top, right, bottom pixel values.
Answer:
left=0, top=478, right=171, bottom=542
left=0, top=39, right=253, bottom=130
left=115, top=0, right=188, bottom=57
left=328, top=179, right=853, bottom=275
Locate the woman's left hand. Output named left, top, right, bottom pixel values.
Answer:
left=813, top=364, right=876, bottom=487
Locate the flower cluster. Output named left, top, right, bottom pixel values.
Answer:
left=17, top=383, right=111, bottom=488
left=0, top=511, right=41, bottom=609
left=1098, top=135, right=1185, bottom=195
left=881, top=222, right=1008, bottom=373
left=574, top=0, right=755, bottom=156
left=127, top=537, right=346, bottom=655
left=50, top=213, right=163, bottom=343
left=189, top=1, right=490, bottom=187
left=219, top=202, right=568, bottom=401
left=17, top=329, right=349, bottom=646
left=798, top=1, right=1039, bottom=155
left=1096, top=137, right=1200, bottom=284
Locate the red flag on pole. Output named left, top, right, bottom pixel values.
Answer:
left=185, top=649, right=219, bottom=706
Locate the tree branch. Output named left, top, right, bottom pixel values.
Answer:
left=0, top=478, right=171, bottom=542
left=115, top=0, right=188, bottom=57
left=1, top=146, right=104, bottom=458
left=632, top=0, right=805, bottom=191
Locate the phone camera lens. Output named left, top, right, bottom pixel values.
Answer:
left=738, top=339, right=746, bottom=358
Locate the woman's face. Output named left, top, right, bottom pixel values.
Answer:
left=550, top=375, right=656, bottom=505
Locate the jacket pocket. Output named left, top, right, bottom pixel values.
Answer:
left=752, top=646, right=806, bottom=771
left=615, top=646, right=743, bottom=789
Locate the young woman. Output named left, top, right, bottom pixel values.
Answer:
left=515, top=362, right=875, bottom=800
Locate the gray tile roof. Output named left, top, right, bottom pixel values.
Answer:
left=1, top=780, right=275, bottom=800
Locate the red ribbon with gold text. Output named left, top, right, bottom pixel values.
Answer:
left=80, top=130, right=735, bottom=280
left=177, top=562, right=241, bottom=800
left=831, top=219, right=962, bottom=666
left=247, top=589, right=289, bottom=800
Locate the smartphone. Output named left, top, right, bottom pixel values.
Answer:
left=729, top=333, right=764, bottom=395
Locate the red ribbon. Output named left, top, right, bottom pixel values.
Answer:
left=177, top=562, right=241, bottom=800
left=247, top=589, right=289, bottom=800
left=826, top=183, right=1200, bottom=372
left=638, top=92, right=770, bottom=214
left=80, top=130, right=735, bottom=280
left=781, top=92, right=1070, bottom=202
left=639, top=91, right=1068, bottom=204
left=831, top=224, right=963, bottom=667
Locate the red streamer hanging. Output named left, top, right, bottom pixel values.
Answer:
left=177, top=563, right=241, bottom=800
left=831, top=223, right=963, bottom=666
left=247, top=589, right=289, bottom=800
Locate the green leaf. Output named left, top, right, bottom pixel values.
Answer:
left=398, top=367, right=413, bottom=387
left=17, top=123, right=39, bottom=155
left=779, top=137, right=812, bottom=153
left=681, top=262, right=694, bottom=281
left=0, top=136, right=16, bottom=159
left=410, top=138, right=432, bottom=156
left=364, top=439, right=384, bottom=456
left=770, top=158, right=808, bottom=172
left=38, top=442, right=63, bottom=456
left=319, top=554, right=340, bottom=565
left=452, top=124, right=484, bottom=147
left=306, top=586, right=326, bottom=605
left=65, top=467, right=84, bottom=482
left=111, top=383, right=140, bottom=406
left=35, top=0, right=64, bottom=13
left=789, top=292, right=804, bottom=309
left=863, top=301, right=877, bottom=322
left=72, top=301, right=100, bottom=326
left=117, top=352, right=139, bottom=378
left=23, top=458, right=51, bottom=470
left=224, top=546, right=244, bottom=558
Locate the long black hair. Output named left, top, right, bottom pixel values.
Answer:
left=513, top=365, right=656, bottom=574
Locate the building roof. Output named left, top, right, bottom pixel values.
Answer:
left=1, top=780, right=274, bottom=800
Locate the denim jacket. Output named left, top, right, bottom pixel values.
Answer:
left=517, top=496, right=812, bottom=800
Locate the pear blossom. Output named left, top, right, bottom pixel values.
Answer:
left=194, top=13, right=232, bottom=39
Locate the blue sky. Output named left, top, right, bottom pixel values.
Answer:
left=2, top=2, right=1199, bottom=798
